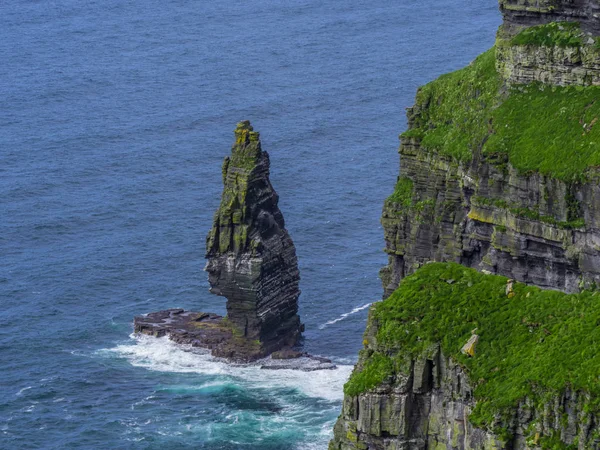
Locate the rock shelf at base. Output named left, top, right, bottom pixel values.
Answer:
left=134, top=309, right=335, bottom=370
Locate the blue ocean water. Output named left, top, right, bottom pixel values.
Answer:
left=1, top=1, right=500, bottom=448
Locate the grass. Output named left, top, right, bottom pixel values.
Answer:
left=345, top=262, right=600, bottom=431
left=511, top=22, right=583, bottom=48
left=344, top=352, right=395, bottom=396
left=485, top=83, right=600, bottom=182
left=402, top=48, right=501, bottom=163
left=387, top=176, right=414, bottom=206
left=402, top=45, right=600, bottom=182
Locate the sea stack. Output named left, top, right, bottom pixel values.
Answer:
left=205, top=120, right=303, bottom=356
left=134, top=121, right=305, bottom=363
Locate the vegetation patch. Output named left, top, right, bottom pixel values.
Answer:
left=401, top=48, right=501, bottom=163
left=387, top=176, right=414, bottom=206
left=344, top=352, right=395, bottom=396
left=473, top=196, right=585, bottom=229
left=346, top=262, right=600, bottom=431
left=511, top=22, right=583, bottom=48
left=403, top=44, right=600, bottom=182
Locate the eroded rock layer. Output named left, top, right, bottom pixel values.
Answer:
left=380, top=2, right=600, bottom=297
left=500, top=0, right=600, bottom=35
left=380, top=142, right=600, bottom=297
left=332, top=346, right=598, bottom=450
left=134, top=309, right=333, bottom=370
left=330, top=263, right=600, bottom=449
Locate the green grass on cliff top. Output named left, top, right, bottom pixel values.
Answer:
left=402, top=47, right=600, bottom=181
left=345, top=262, right=600, bottom=429
left=511, top=22, right=583, bottom=47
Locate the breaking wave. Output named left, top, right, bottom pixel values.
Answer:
left=319, top=303, right=372, bottom=329
left=102, top=335, right=352, bottom=402
left=97, top=335, right=353, bottom=448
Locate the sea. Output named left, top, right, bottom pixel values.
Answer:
left=1, top=1, right=500, bottom=448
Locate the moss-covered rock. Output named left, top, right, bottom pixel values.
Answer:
left=330, top=263, right=600, bottom=449
left=334, top=1, right=600, bottom=448
left=382, top=15, right=600, bottom=294
left=204, top=121, right=303, bottom=358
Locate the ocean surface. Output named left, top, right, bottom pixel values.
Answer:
left=1, top=1, right=500, bottom=448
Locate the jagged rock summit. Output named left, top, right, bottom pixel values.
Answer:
left=134, top=121, right=319, bottom=366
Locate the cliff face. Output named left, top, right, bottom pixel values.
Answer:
left=380, top=134, right=600, bottom=297
left=331, top=344, right=503, bottom=450
left=499, top=0, right=600, bottom=35
left=380, top=11, right=600, bottom=297
left=332, top=0, right=600, bottom=448
left=332, top=341, right=599, bottom=450
left=331, top=263, right=600, bottom=450
left=205, top=120, right=302, bottom=355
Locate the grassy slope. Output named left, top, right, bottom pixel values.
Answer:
left=345, top=263, right=600, bottom=430
left=400, top=45, right=600, bottom=182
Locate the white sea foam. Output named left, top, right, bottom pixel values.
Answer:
left=16, top=386, right=32, bottom=396
left=103, top=335, right=352, bottom=402
left=319, top=302, right=372, bottom=329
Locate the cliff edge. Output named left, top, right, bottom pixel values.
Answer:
left=331, top=263, right=600, bottom=449
left=381, top=0, right=600, bottom=296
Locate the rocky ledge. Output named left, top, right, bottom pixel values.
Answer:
left=134, top=309, right=334, bottom=370
left=134, top=121, right=307, bottom=364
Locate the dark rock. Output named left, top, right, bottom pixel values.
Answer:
left=499, top=0, right=600, bottom=36
left=204, top=120, right=302, bottom=358
left=271, top=349, right=304, bottom=360
left=134, top=121, right=303, bottom=363
left=260, top=355, right=337, bottom=371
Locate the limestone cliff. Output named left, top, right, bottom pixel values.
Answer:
left=331, top=263, right=600, bottom=450
left=331, top=0, right=600, bottom=448
left=205, top=120, right=303, bottom=356
left=499, top=0, right=600, bottom=35
left=380, top=2, right=600, bottom=297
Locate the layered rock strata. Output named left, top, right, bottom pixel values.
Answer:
left=496, top=21, right=600, bottom=87
left=134, top=121, right=304, bottom=363
left=332, top=0, right=600, bottom=448
left=500, top=0, right=600, bottom=35
left=205, top=120, right=303, bottom=355
left=332, top=340, right=599, bottom=450
left=330, top=263, right=600, bottom=449
left=380, top=3, right=600, bottom=297
left=380, top=139, right=600, bottom=297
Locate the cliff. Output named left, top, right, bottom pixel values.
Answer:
left=380, top=5, right=600, bottom=296
left=134, top=121, right=304, bottom=362
left=331, top=0, right=600, bottom=448
left=331, top=263, right=600, bottom=449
